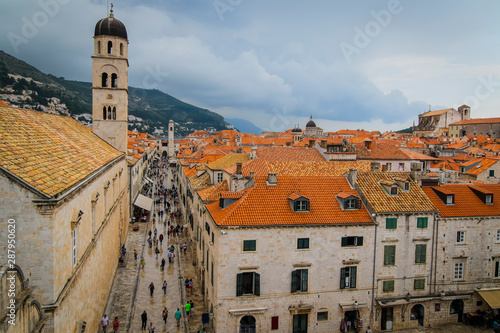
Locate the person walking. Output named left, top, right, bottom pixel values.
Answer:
left=185, top=301, right=191, bottom=320
left=167, top=251, right=172, bottom=263
left=159, top=233, right=164, bottom=245
left=161, top=258, right=166, bottom=271
left=185, top=278, right=189, bottom=290
left=112, top=317, right=119, bottom=333
left=148, top=322, right=155, bottom=333
left=149, top=282, right=155, bottom=296
left=188, top=279, right=193, bottom=293
left=175, top=308, right=181, bottom=327
left=162, top=280, right=167, bottom=295
left=134, top=249, right=138, bottom=260
left=162, top=307, right=168, bottom=324
left=141, top=311, right=148, bottom=330
left=101, top=314, right=109, bottom=332
left=141, top=257, right=146, bottom=270
left=155, top=246, right=160, bottom=259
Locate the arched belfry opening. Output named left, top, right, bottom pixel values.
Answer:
left=107, top=41, right=113, bottom=54
left=111, top=73, right=117, bottom=88
left=102, top=73, right=108, bottom=87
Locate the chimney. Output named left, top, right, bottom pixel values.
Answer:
left=348, top=168, right=358, bottom=187
left=249, top=171, right=255, bottom=179
left=308, top=139, right=315, bottom=147
left=370, top=162, right=380, bottom=172
left=267, top=172, right=277, bottom=185
left=410, top=162, right=422, bottom=185
left=236, top=162, right=242, bottom=175
left=251, top=146, right=257, bottom=159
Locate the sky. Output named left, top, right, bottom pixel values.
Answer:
left=2, top=0, right=500, bottom=133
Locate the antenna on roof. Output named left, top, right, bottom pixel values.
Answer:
left=429, top=105, right=431, bottom=111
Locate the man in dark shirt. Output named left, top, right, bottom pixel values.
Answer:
left=141, top=310, right=147, bottom=330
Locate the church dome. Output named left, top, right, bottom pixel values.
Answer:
left=94, top=11, right=127, bottom=39
left=306, top=115, right=316, bottom=128
left=292, top=127, right=302, bottom=133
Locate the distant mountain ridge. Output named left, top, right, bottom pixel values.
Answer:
left=0, top=50, right=231, bottom=136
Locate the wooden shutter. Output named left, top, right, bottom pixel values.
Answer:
left=236, top=273, right=243, bottom=296
left=254, top=273, right=260, bottom=296
left=291, top=270, right=297, bottom=293
left=341, top=237, right=347, bottom=247
left=340, top=267, right=346, bottom=289
left=351, top=266, right=357, bottom=288
left=271, top=316, right=279, bottom=330
left=357, top=237, right=363, bottom=246
left=302, top=269, right=308, bottom=292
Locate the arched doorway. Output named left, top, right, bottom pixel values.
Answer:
left=239, top=315, right=256, bottom=333
left=162, top=150, right=167, bottom=158
left=410, top=304, right=424, bottom=326
left=450, top=299, right=464, bottom=322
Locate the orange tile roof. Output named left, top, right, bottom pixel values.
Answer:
left=450, top=117, right=500, bottom=125
left=256, top=147, right=325, bottom=162
left=240, top=136, right=292, bottom=146
left=189, top=172, right=211, bottom=190
left=356, top=172, right=437, bottom=213
left=0, top=107, right=123, bottom=197
left=198, top=180, right=229, bottom=202
left=206, top=176, right=374, bottom=226
left=462, top=158, right=499, bottom=176
left=423, top=184, right=500, bottom=217
left=355, top=142, right=410, bottom=160
left=400, top=149, right=439, bottom=161
left=207, top=153, right=250, bottom=170
left=420, top=108, right=454, bottom=117
left=225, top=159, right=371, bottom=177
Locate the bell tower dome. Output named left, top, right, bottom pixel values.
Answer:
left=92, top=5, right=129, bottom=153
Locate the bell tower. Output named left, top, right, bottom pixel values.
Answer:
left=92, top=5, right=129, bottom=152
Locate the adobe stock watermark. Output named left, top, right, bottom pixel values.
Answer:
left=7, top=218, right=17, bottom=326
left=213, top=0, right=243, bottom=21
left=339, top=0, right=408, bottom=63
left=142, top=64, right=170, bottom=90
left=463, top=75, right=500, bottom=110
left=7, top=0, right=71, bottom=54
left=261, top=106, right=294, bottom=133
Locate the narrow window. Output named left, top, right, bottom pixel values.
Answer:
left=243, top=240, right=256, bottom=251
left=111, top=73, right=117, bottom=88
left=97, top=40, right=101, bottom=54
left=112, top=106, right=116, bottom=120
left=271, top=316, right=279, bottom=330
left=457, top=231, right=465, bottom=244
left=297, top=238, right=309, bottom=249
left=340, top=266, right=357, bottom=289
left=417, top=217, right=428, bottom=229
left=495, top=261, right=500, bottom=278
left=454, top=262, right=464, bottom=280
left=217, top=172, right=223, bottom=183
left=102, top=73, right=108, bottom=87
left=107, top=106, right=112, bottom=120
left=72, top=229, right=77, bottom=266
left=211, top=262, right=214, bottom=286
left=120, top=43, right=123, bottom=56
left=103, top=106, right=107, bottom=120
left=383, top=280, right=394, bottom=292
left=384, top=245, right=396, bottom=265
left=108, top=41, right=113, bottom=54
left=496, top=230, right=500, bottom=242
left=415, top=244, right=426, bottom=264
left=446, top=195, right=454, bottom=205
left=486, top=195, right=493, bottom=204
left=291, top=269, right=308, bottom=293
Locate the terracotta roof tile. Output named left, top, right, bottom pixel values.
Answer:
left=0, top=107, right=123, bottom=197
left=356, top=172, right=437, bottom=213
left=207, top=176, right=373, bottom=226
left=423, top=184, right=500, bottom=217
left=198, top=180, right=229, bottom=202
left=256, top=147, right=326, bottom=162
left=207, top=153, right=250, bottom=170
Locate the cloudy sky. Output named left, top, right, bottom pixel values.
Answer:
left=2, top=0, right=500, bottom=132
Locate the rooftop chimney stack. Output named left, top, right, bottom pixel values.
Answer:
left=236, top=162, right=242, bottom=176
left=348, top=168, right=358, bottom=187
left=267, top=172, right=277, bottom=185
left=370, top=162, right=380, bottom=172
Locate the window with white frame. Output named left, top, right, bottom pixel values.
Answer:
left=497, top=230, right=500, bottom=242
left=217, top=172, right=223, bottom=183
left=456, top=231, right=465, bottom=244
left=454, top=262, right=464, bottom=280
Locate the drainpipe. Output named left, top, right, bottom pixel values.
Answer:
left=433, top=214, right=440, bottom=294
left=370, top=217, right=378, bottom=325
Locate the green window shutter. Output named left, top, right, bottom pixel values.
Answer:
left=340, top=268, right=346, bottom=289
left=386, top=218, right=397, bottom=229
left=415, top=244, right=426, bottom=263
left=291, top=270, right=297, bottom=293
left=417, top=217, right=428, bottom=228
left=341, top=237, right=347, bottom=247
left=357, top=237, right=364, bottom=246
left=236, top=273, right=243, bottom=296
left=383, top=280, right=394, bottom=292
left=351, top=266, right=357, bottom=288
left=302, top=270, right=308, bottom=292
left=414, top=278, right=425, bottom=290
left=254, top=273, right=260, bottom=296
left=384, top=245, right=396, bottom=265
left=490, top=170, right=495, bottom=177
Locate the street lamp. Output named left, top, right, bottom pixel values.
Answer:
left=209, top=309, right=214, bottom=331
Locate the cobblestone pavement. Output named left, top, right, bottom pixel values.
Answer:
left=105, top=165, right=209, bottom=333
left=389, top=323, right=492, bottom=332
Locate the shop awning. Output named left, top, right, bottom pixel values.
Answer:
left=378, top=299, right=408, bottom=307
left=145, top=177, right=154, bottom=183
left=478, top=289, right=500, bottom=309
left=134, top=194, right=153, bottom=211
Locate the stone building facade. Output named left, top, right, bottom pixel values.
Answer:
left=413, top=105, right=470, bottom=137
left=449, top=117, right=500, bottom=139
